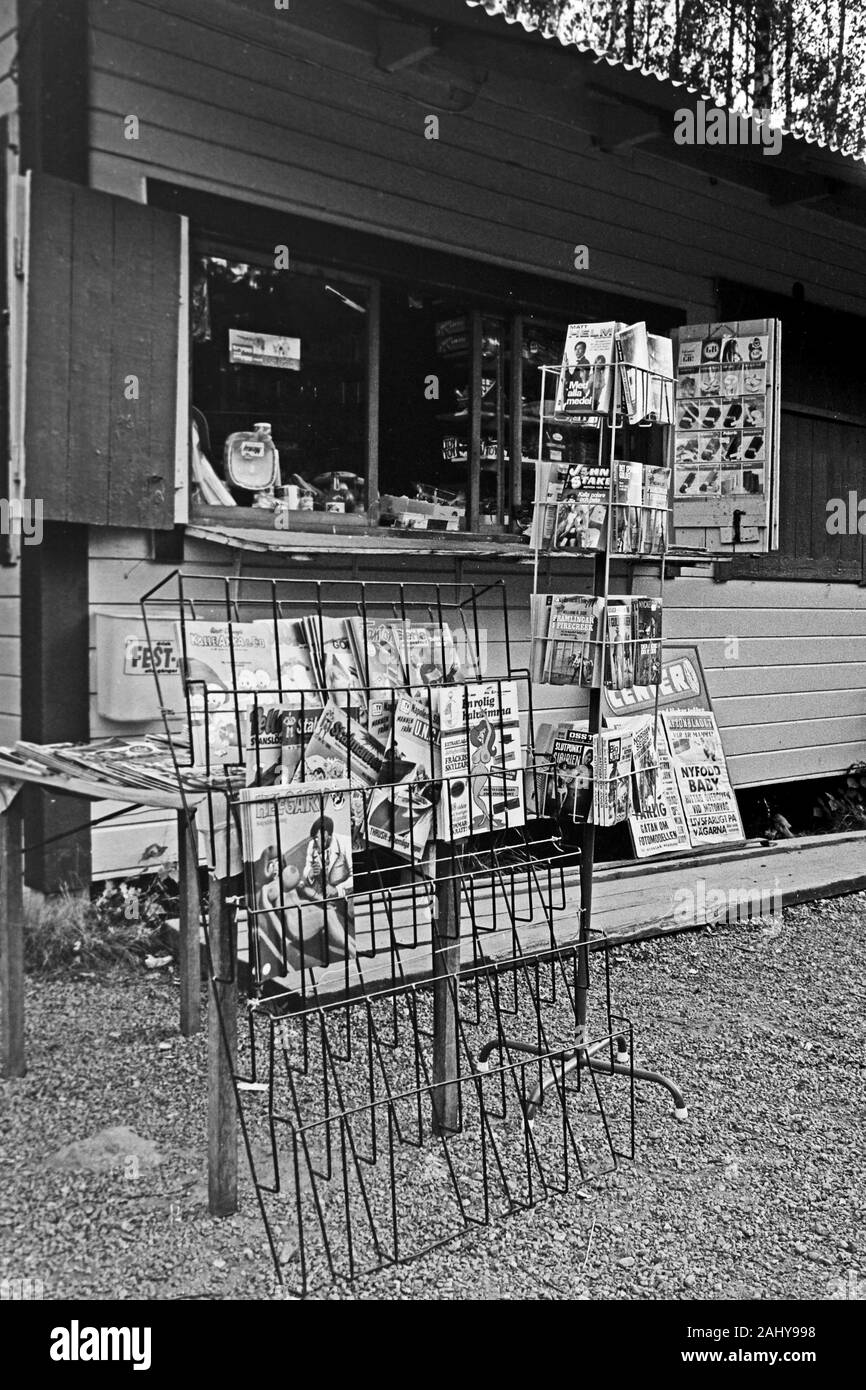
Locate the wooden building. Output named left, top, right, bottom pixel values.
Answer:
left=2, top=0, right=866, bottom=890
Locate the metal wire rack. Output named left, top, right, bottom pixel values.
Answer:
left=140, top=569, right=684, bottom=1295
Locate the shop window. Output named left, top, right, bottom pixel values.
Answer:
left=188, top=243, right=660, bottom=539
left=191, top=254, right=372, bottom=513
left=378, top=295, right=609, bottom=533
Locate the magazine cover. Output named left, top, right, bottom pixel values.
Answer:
left=632, top=596, right=663, bottom=686
left=544, top=721, right=593, bottom=821
left=177, top=621, right=278, bottom=768
left=279, top=701, right=323, bottom=782
left=617, top=321, right=649, bottom=423
left=296, top=699, right=387, bottom=787
left=542, top=594, right=601, bottom=686
left=647, top=333, right=674, bottom=423
left=612, top=461, right=643, bottom=554
left=530, top=459, right=561, bottom=549
left=316, top=617, right=366, bottom=718
left=604, top=598, right=633, bottom=691
left=367, top=688, right=440, bottom=858
left=554, top=322, right=617, bottom=416
left=629, top=716, right=660, bottom=813
left=661, top=708, right=745, bottom=848
left=530, top=593, right=551, bottom=684
left=439, top=681, right=524, bottom=838
left=606, top=715, right=691, bottom=859
left=593, top=728, right=633, bottom=827
left=553, top=461, right=611, bottom=552
left=344, top=617, right=407, bottom=741
left=391, top=620, right=462, bottom=686
left=253, top=618, right=320, bottom=697
left=238, top=783, right=355, bottom=980
left=639, top=466, right=670, bottom=554
left=245, top=702, right=297, bottom=787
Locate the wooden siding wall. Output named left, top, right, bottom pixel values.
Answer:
left=87, top=528, right=866, bottom=874
left=0, top=562, right=20, bottom=745
left=75, top=0, right=866, bottom=869
left=85, top=0, right=866, bottom=322
left=0, top=6, right=18, bottom=741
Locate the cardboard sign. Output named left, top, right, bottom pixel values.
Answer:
left=601, top=643, right=711, bottom=719
left=228, top=329, right=301, bottom=370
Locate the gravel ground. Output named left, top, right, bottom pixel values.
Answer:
left=1, top=892, right=864, bottom=1302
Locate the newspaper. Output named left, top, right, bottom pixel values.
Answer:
left=661, top=707, right=745, bottom=848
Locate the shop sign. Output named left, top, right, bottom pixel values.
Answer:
left=228, top=329, right=301, bottom=370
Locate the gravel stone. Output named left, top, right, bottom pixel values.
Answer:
left=1, top=892, right=864, bottom=1300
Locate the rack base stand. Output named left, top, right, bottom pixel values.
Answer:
left=477, top=1034, right=687, bottom=1128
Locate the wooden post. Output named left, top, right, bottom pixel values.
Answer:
left=432, top=843, right=461, bottom=1136
left=177, top=808, right=201, bottom=1037
left=0, top=795, right=25, bottom=1078
left=207, top=873, right=238, bottom=1216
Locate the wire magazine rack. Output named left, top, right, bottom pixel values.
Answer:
left=140, top=570, right=686, bottom=1297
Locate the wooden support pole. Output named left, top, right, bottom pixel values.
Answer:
left=177, top=808, right=201, bottom=1037
left=432, top=843, right=461, bottom=1136
left=0, top=796, right=25, bottom=1078
left=207, top=873, right=238, bottom=1216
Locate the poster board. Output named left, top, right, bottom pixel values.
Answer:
left=601, top=644, right=744, bottom=858
left=671, top=318, right=781, bottom=554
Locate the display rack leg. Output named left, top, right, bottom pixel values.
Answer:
left=177, top=808, right=201, bottom=1038
left=432, top=844, right=460, bottom=1137
left=0, top=796, right=25, bottom=1079
left=208, top=874, right=238, bottom=1216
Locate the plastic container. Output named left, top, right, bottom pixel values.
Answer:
left=223, top=421, right=279, bottom=492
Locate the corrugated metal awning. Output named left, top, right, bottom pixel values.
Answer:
left=465, top=0, right=865, bottom=164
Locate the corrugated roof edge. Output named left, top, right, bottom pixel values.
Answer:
left=465, top=0, right=866, bottom=167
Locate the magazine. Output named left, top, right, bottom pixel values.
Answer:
left=279, top=700, right=324, bottom=782
left=554, top=322, right=617, bottom=416
left=316, top=617, right=366, bottom=717
left=541, top=594, right=601, bottom=686
left=604, top=598, right=633, bottom=691
left=647, top=334, right=674, bottom=423
left=366, top=688, right=440, bottom=859
left=617, top=321, right=649, bottom=423
left=612, top=461, right=643, bottom=554
left=639, top=466, right=670, bottom=554
left=632, top=596, right=663, bottom=686
left=439, top=681, right=524, bottom=838
left=177, top=621, right=278, bottom=768
left=530, top=459, right=560, bottom=549
left=391, top=620, right=462, bottom=686
left=344, top=616, right=407, bottom=741
left=544, top=721, right=593, bottom=821
left=593, top=728, right=633, bottom=827
left=245, top=702, right=295, bottom=787
left=606, top=715, right=690, bottom=859
left=553, top=461, right=611, bottom=552
left=295, top=699, right=387, bottom=787
left=237, top=782, right=355, bottom=980
left=253, top=618, right=320, bottom=698
left=629, top=716, right=660, bottom=814
left=661, top=708, right=745, bottom=848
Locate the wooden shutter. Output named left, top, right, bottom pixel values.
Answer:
left=24, top=175, right=184, bottom=529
